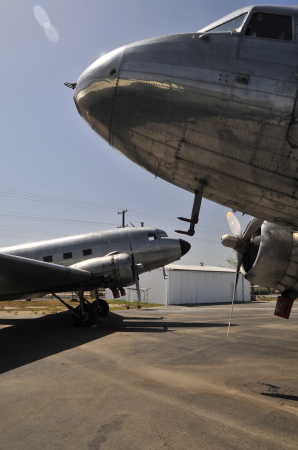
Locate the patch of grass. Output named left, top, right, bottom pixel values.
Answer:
left=251, top=287, right=280, bottom=296
left=0, top=298, right=160, bottom=315
left=255, top=296, right=297, bottom=302
left=106, top=299, right=160, bottom=312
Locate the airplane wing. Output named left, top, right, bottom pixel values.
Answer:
left=0, top=253, right=92, bottom=299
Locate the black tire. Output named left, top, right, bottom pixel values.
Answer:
left=72, top=303, right=97, bottom=327
left=92, top=299, right=109, bottom=317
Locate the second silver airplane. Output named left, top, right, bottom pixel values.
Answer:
left=0, top=227, right=190, bottom=326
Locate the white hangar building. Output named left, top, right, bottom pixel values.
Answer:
left=119, top=264, right=251, bottom=305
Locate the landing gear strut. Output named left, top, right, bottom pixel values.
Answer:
left=52, top=290, right=97, bottom=327
left=73, top=289, right=97, bottom=326
left=92, top=289, right=109, bottom=317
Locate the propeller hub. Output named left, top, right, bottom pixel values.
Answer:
left=221, top=234, right=238, bottom=249
left=221, top=234, right=251, bottom=253
left=179, top=239, right=191, bottom=256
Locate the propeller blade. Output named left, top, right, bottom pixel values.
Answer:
left=135, top=273, right=141, bottom=303
left=227, top=211, right=242, bottom=236
left=242, top=217, right=263, bottom=241
left=127, top=236, right=141, bottom=304
left=227, top=252, right=243, bottom=338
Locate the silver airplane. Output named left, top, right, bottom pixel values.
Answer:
left=0, top=227, right=190, bottom=326
left=65, top=4, right=298, bottom=318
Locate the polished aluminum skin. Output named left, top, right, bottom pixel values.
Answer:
left=240, top=221, right=296, bottom=289
left=220, top=216, right=298, bottom=299
left=0, top=227, right=190, bottom=300
left=74, top=4, right=298, bottom=229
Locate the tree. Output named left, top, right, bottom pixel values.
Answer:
left=226, top=251, right=237, bottom=269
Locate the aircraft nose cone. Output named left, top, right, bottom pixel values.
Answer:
left=74, top=46, right=125, bottom=143
left=179, top=239, right=191, bottom=256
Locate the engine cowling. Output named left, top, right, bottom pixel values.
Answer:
left=242, top=221, right=298, bottom=293
left=70, top=252, right=134, bottom=288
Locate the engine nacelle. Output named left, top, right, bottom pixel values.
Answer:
left=70, top=252, right=134, bottom=288
left=242, top=222, right=298, bottom=293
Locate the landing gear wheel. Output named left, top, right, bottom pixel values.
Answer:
left=72, top=303, right=97, bottom=327
left=92, top=299, right=109, bottom=317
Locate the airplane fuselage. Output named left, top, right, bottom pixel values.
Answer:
left=73, top=5, right=298, bottom=228
left=0, top=227, right=185, bottom=275
left=0, top=227, right=190, bottom=301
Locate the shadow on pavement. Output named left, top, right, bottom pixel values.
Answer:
left=0, top=311, right=110, bottom=375
left=98, top=312, right=233, bottom=330
left=0, top=311, right=232, bottom=374
left=261, top=393, right=298, bottom=401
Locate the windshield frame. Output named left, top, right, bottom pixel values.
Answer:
left=199, top=5, right=297, bottom=40
left=198, top=6, right=251, bottom=33
left=205, top=12, right=248, bottom=33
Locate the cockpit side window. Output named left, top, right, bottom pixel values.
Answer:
left=208, top=13, right=248, bottom=32
left=245, top=13, right=293, bottom=41
left=148, top=232, right=157, bottom=241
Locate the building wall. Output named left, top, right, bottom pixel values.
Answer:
left=138, top=268, right=167, bottom=304
left=168, top=271, right=250, bottom=304
left=114, top=269, right=166, bottom=304
left=107, top=267, right=251, bottom=305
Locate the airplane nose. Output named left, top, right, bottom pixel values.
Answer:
left=73, top=46, right=125, bottom=142
left=179, top=239, right=191, bottom=256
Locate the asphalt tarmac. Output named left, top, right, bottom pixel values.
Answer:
left=0, top=301, right=297, bottom=450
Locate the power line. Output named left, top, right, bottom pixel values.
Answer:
left=0, top=186, right=231, bottom=233
left=0, top=209, right=117, bottom=226
left=0, top=225, right=60, bottom=237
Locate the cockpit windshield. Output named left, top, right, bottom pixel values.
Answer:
left=245, top=13, right=293, bottom=41
left=159, top=231, right=168, bottom=238
left=208, top=13, right=248, bottom=32
left=148, top=231, right=168, bottom=240
left=201, top=9, right=294, bottom=41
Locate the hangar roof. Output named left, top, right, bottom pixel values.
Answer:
left=165, top=264, right=235, bottom=273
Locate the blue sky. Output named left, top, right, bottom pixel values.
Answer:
left=0, top=0, right=293, bottom=266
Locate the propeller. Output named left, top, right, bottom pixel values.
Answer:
left=128, top=238, right=143, bottom=305
left=222, top=212, right=263, bottom=337
left=134, top=266, right=142, bottom=304
left=132, top=259, right=144, bottom=307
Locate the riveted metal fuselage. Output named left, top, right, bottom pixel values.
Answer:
left=0, top=228, right=187, bottom=276
left=0, top=227, right=190, bottom=300
left=75, top=5, right=298, bottom=228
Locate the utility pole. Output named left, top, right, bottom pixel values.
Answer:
left=118, top=209, right=128, bottom=228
